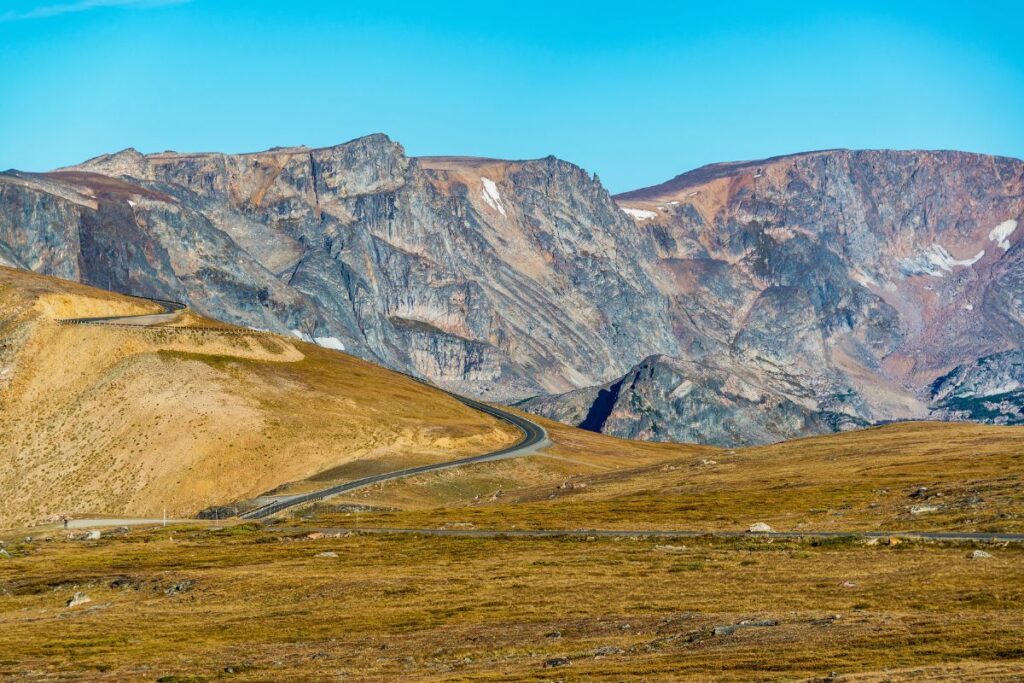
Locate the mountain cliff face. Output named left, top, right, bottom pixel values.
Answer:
left=1, top=139, right=1022, bottom=445
left=0, top=136, right=676, bottom=400
left=522, top=149, right=1024, bottom=444
left=516, top=354, right=867, bottom=447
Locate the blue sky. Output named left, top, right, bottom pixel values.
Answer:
left=1, top=1, right=1022, bottom=192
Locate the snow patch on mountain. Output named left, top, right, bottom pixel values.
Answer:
left=315, top=336, right=345, bottom=351
left=480, top=177, right=506, bottom=216
left=622, top=207, right=658, bottom=221
left=989, top=219, right=1018, bottom=251
left=899, top=245, right=985, bottom=277
left=291, top=330, right=345, bottom=350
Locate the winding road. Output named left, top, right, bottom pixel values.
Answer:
left=60, top=292, right=551, bottom=520
left=59, top=296, right=186, bottom=325
left=239, top=392, right=549, bottom=519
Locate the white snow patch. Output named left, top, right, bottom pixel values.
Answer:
left=126, top=199, right=136, bottom=208
left=290, top=329, right=314, bottom=343
left=622, top=207, right=658, bottom=221
left=480, top=177, right=506, bottom=216
left=667, top=200, right=680, bottom=205
left=989, top=219, right=1018, bottom=251
left=315, top=336, right=345, bottom=351
left=963, top=303, right=974, bottom=311
left=899, top=245, right=985, bottom=277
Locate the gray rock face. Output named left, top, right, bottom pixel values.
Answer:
left=929, top=350, right=1024, bottom=424
left=526, top=149, right=1024, bottom=444
left=0, top=136, right=675, bottom=400
left=517, top=355, right=867, bottom=447
left=1, top=140, right=1022, bottom=445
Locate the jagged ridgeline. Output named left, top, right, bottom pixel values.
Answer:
left=1, top=137, right=1022, bottom=445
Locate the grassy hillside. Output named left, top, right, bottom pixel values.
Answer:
left=311, top=418, right=1024, bottom=533
left=0, top=267, right=518, bottom=528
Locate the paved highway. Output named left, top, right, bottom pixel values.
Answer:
left=55, top=517, right=1024, bottom=544
left=59, top=296, right=186, bottom=325
left=240, top=392, right=550, bottom=519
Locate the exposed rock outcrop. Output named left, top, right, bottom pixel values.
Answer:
left=0, top=136, right=675, bottom=400
left=2, top=141, right=1022, bottom=444
left=525, top=150, right=1024, bottom=444
left=517, top=355, right=867, bottom=447
left=929, top=350, right=1024, bottom=424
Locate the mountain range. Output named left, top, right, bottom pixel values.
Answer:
left=1, top=136, right=1021, bottom=445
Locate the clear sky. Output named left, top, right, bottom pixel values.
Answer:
left=1, top=0, right=1022, bottom=192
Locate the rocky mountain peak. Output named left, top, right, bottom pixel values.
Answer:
left=2, top=140, right=1022, bottom=445
left=70, top=147, right=149, bottom=179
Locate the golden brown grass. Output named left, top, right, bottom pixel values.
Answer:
left=0, top=267, right=518, bottom=528
left=316, top=420, right=1024, bottom=534
left=0, top=524, right=1021, bottom=681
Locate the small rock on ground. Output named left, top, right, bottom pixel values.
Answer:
left=165, top=579, right=196, bottom=596
left=66, top=592, right=91, bottom=608
left=315, top=551, right=339, bottom=558
left=867, top=536, right=902, bottom=546
left=970, top=549, right=993, bottom=560
left=747, top=523, right=773, bottom=533
left=715, top=619, right=779, bottom=636
left=109, top=576, right=141, bottom=590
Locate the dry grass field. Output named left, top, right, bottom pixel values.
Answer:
left=0, top=267, right=518, bottom=528
left=0, top=524, right=1021, bottom=681
left=2, top=414, right=1020, bottom=681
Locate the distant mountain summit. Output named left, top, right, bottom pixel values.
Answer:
left=1, top=139, right=1021, bottom=445
left=527, top=148, right=1024, bottom=444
